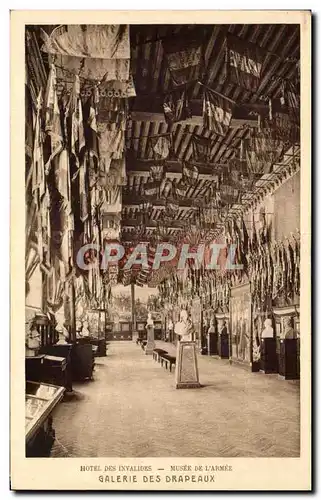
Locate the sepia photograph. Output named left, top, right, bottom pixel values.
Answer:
left=11, top=10, right=311, bottom=491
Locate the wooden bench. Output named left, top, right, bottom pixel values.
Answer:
left=159, top=353, right=176, bottom=372
left=152, top=348, right=168, bottom=361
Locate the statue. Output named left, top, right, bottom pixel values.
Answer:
left=174, top=310, right=193, bottom=341
left=145, top=312, right=155, bottom=355
left=174, top=308, right=200, bottom=389
left=146, top=312, right=154, bottom=328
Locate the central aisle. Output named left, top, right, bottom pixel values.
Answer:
left=51, top=341, right=300, bottom=458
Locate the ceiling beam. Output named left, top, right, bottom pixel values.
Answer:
left=131, top=97, right=275, bottom=119
left=122, top=218, right=187, bottom=229
left=122, top=194, right=198, bottom=208
left=126, top=159, right=228, bottom=175
left=130, top=112, right=254, bottom=128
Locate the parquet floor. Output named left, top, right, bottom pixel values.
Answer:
left=50, top=340, right=300, bottom=458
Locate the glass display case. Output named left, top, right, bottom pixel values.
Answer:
left=25, top=381, right=65, bottom=447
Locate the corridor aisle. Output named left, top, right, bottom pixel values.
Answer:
left=51, top=341, right=300, bottom=458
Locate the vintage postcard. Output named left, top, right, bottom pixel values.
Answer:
left=11, top=10, right=311, bottom=491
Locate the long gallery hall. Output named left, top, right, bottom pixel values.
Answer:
left=25, top=23, right=301, bottom=458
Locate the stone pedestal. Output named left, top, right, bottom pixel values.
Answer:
left=218, top=333, right=229, bottom=359
left=278, top=339, right=299, bottom=380
left=175, top=341, right=201, bottom=389
left=145, top=326, right=155, bottom=355
left=260, top=338, right=277, bottom=374
left=207, top=332, right=218, bottom=355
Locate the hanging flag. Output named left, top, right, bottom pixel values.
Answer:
left=149, top=134, right=173, bottom=160
left=174, top=179, right=188, bottom=199
left=144, top=181, right=160, bottom=198
left=191, top=134, right=212, bottom=163
left=182, top=162, right=199, bottom=186
left=162, top=35, right=203, bottom=86
left=43, top=64, right=63, bottom=174
left=150, top=163, right=165, bottom=182
left=55, top=55, right=130, bottom=83
left=96, top=96, right=128, bottom=130
left=283, top=79, right=300, bottom=126
left=79, top=154, right=89, bottom=222
left=83, top=87, right=100, bottom=160
left=163, top=86, right=192, bottom=124
left=41, top=25, right=130, bottom=59
left=250, top=213, right=259, bottom=255
left=66, top=75, right=86, bottom=171
left=202, top=88, right=234, bottom=136
left=165, top=198, right=179, bottom=218
left=220, top=184, right=241, bottom=205
left=32, top=91, right=46, bottom=208
left=226, top=158, right=255, bottom=191
left=241, top=217, right=249, bottom=255
left=245, top=127, right=285, bottom=174
left=99, top=126, right=125, bottom=161
left=161, top=178, right=173, bottom=199
left=223, top=34, right=265, bottom=92
left=98, top=74, right=136, bottom=98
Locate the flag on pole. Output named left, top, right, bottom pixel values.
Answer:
left=202, top=87, right=234, bottom=136
left=223, top=34, right=265, bottom=91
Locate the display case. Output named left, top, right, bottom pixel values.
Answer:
left=26, top=381, right=65, bottom=456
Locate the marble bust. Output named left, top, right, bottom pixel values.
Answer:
left=261, top=318, right=274, bottom=339
left=146, top=312, right=154, bottom=328
left=174, top=310, right=193, bottom=341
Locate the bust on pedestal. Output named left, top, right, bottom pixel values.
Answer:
left=174, top=310, right=200, bottom=389
left=145, top=312, right=155, bottom=355
left=278, top=317, right=299, bottom=380
left=207, top=319, right=218, bottom=356
left=260, top=319, right=277, bottom=374
left=218, top=320, right=229, bottom=359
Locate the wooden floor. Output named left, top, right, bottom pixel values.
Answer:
left=50, top=341, right=300, bottom=458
